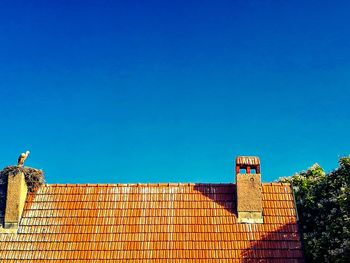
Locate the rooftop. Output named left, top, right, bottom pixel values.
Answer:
left=0, top=182, right=303, bottom=262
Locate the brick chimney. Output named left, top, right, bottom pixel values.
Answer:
left=235, top=156, right=263, bottom=223
left=4, top=171, right=28, bottom=229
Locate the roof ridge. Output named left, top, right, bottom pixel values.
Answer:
left=43, top=183, right=237, bottom=187
left=262, top=182, right=291, bottom=186
left=39, top=182, right=290, bottom=187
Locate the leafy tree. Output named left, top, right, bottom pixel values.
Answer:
left=279, top=157, right=350, bottom=262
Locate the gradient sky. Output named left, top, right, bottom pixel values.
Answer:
left=0, top=1, right=349, bottom=184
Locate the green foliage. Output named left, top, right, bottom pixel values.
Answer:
left=279, top=157, right=350, bottom=262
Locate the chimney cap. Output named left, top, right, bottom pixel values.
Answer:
left=236, top=156, right=260, bottom=166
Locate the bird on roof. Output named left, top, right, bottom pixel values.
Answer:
left=17, top=151, right=30, bottom=167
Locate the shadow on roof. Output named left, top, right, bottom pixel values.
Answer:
left=193, top=183, right=236, bottom=215
left=242, top=223, right=305, bottom=262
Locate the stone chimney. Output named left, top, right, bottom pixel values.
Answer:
left=4, top=172, right=28, bottom=229
left=235, top=156, right=263, bottom=223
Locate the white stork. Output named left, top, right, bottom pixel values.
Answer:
left=17, top=151, right=30, bottom=167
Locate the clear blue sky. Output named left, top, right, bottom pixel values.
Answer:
left=0, top=1, right=349, bottom=183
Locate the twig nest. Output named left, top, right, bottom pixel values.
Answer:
left=0, top=166, right=45, bottom=192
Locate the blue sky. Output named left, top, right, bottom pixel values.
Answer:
left=0, top=1, right=349, bottom=183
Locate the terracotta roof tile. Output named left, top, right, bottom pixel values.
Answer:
left=0, top=183, right=304, bottom=262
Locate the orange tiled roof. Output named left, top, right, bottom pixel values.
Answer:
left=0, top=183, right=304, bottom=262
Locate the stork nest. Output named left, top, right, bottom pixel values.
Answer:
left=0, top=166, right=44, bottom=192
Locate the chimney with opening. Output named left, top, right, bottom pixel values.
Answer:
left=235, top=156, right=263, bottom=223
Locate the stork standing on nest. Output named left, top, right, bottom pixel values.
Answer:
left=17, top=151, right=30, bottom=167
